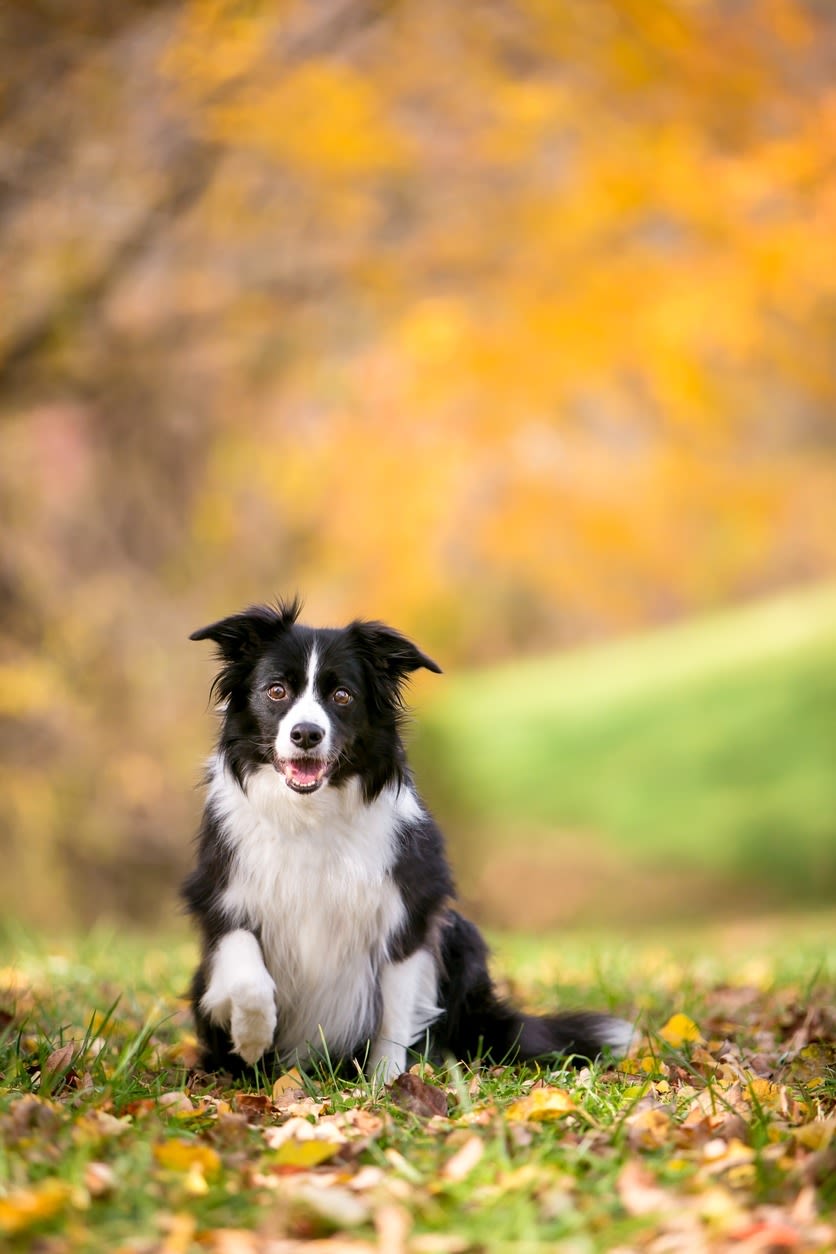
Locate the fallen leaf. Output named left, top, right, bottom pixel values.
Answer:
left=440, top=1135, right=484, bottom=1183
left=203, top=1231, right=261, bottom=1254
left=200, top=1228, right=259, bottom=1248
left=270, top=1139, right=341, bottom=1169
left=286, top=1183, right=369, bottom=1232
left=375, top=1202, right=411, bottom=1254
left=626, top=1106, right=672, bottom=1149
left=659, top=1013, right=703, bottom=1047
left=0, top=1180, right=72, bottom=1236
left=159, top=1211, right=197, bottom=1254
left=506, top=1087, right=575, bottom=1123
left=153, top=1138, right=222, bottom=1178
left=264, top=1116, right=346, bottom=1149
left=273, top=1067, right=305, bottom=1099
left=43, top=1041, right=76, bottom=1075
left=73, top=1110, right=132, bottom=1144
left=84, top=1161, right=116, bottom=1197
left=411, top=1239, right=472, bottom=1254
left=745, top=1078, right=787, bottom=1113
left=616, top=1161, right=674, bottom=1216
left=791, top=1119, right=835, bottom=1151
left=388, top=1072, right=448, bottom=1119
left=158, top=1091, right=194, bottom=1116
left=235, top=1092, right=273, bottom=1119
left=3, top=1094, right=62, bottom=1139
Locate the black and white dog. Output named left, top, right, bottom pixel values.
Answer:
left=183, top=599, right=633, bottom=1081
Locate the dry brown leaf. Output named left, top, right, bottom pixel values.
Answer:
left=43, top=1041, right=76, bottom=1075
left=234, top=1092, right=273, bottom=1119
left=388, top=1072, right=448, bottom=1119
left=441, top=1134, right=484, bottom=1183
left=83, top=1160, right=116, bottom=1197
left=203, top=1231, right=262, bottom=1254
left=616, top=1161, right=675, bottom=1217
left=3, top=1094, right=62, bottom=1139
left=626, top=1106, right=672, bottom=1149
left=374, top=1202, right=412, bottom=1254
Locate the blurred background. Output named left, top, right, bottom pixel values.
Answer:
left=1, top=0, right=834, bottom=933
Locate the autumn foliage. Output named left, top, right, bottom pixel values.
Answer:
left=0, top=0, right=834, bottom=923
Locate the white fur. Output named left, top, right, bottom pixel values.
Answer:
left=274, top=645, right=332, bottom=760
left=206, top=755, right=424, bottom=1067
left=369, top=948, right=442, bottom=1083
left=597, top=1018, right=638, bottom=1055
left=200, top=928, right=278, bottom=1064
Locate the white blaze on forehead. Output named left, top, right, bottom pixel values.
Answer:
left=274, top=644, right=332, bottom=760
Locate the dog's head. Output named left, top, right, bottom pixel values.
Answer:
left=191, top=599, right=441, bottom=798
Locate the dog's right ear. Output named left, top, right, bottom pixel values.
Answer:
left=190, top=598, right=302, bottom=661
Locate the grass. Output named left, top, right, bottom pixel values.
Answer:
left=0, top=921, right=834, bottom=1252
left=411, top=583, right=836, bottom=904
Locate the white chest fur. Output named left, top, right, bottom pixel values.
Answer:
left=207, top=758, right=418, bottom=1061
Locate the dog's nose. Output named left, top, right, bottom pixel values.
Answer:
left=290, top=722, right=325, bottom=750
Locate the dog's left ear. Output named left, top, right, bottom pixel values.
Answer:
left=350, top=621, right=442, bottom=680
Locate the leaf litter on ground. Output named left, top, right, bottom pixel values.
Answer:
left=0, top=923, right=833, bottom=1251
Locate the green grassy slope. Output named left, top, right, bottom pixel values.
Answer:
left=411, top=584, right=836, bottom=901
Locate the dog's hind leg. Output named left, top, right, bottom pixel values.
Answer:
left=368, top=947, right=441, bottom=1083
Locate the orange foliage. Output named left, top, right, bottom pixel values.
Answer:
left=0, top=0, right=834, bottom=922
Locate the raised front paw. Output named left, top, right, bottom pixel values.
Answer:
left=229, top=982, right=277, bottom=1065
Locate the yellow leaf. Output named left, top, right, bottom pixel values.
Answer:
left=159, top=1212, right=197, bottom=1254
left=745, top=1078, right=786, bottom=1112
left=153, top=1139, right=221, bottom=1178
left=73, top=1111, right=131, bottom=1144
left=270, top=1138, right=340, bottom=1168
left=627, top=1107, right=672, bottom=1149
left=0, top=1180, right=72, bottom=1236
left=619, top=1054, right=667, bottom=1076
left=659, top=1014, right=703, bottom=1047
left=506, top=1087, right=575, bottom=1123
left=272, top=1067, right=304, bottom=1099
left=792, top=1119, right=835, bottom=1150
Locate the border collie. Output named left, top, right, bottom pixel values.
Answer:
left=183, top=599, right=633, bottom=1081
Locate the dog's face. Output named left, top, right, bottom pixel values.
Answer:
left=191, top=599, right=441, bottom=796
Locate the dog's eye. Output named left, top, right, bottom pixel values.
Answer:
left=332, top=688, right=353, bottom=706
left=266, top=683, right=288, bottom=702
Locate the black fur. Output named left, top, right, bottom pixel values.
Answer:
left=183, top=599, right=632, bottom=1076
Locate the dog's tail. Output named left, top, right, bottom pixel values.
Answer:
left=435, top=911, right=635, bottom=1065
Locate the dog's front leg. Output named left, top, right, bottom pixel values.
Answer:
left=200, top=929, right=277, bottom=1065
left=368, top=948, right=441, bottom=1083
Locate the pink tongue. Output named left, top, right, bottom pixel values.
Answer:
left=287, top=760, right=324, bottom=786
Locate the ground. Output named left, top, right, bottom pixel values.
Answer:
left=0, top=918, right=834, bottom=1253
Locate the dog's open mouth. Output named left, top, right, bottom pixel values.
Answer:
left=274, top=756, right=331, bottom=794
